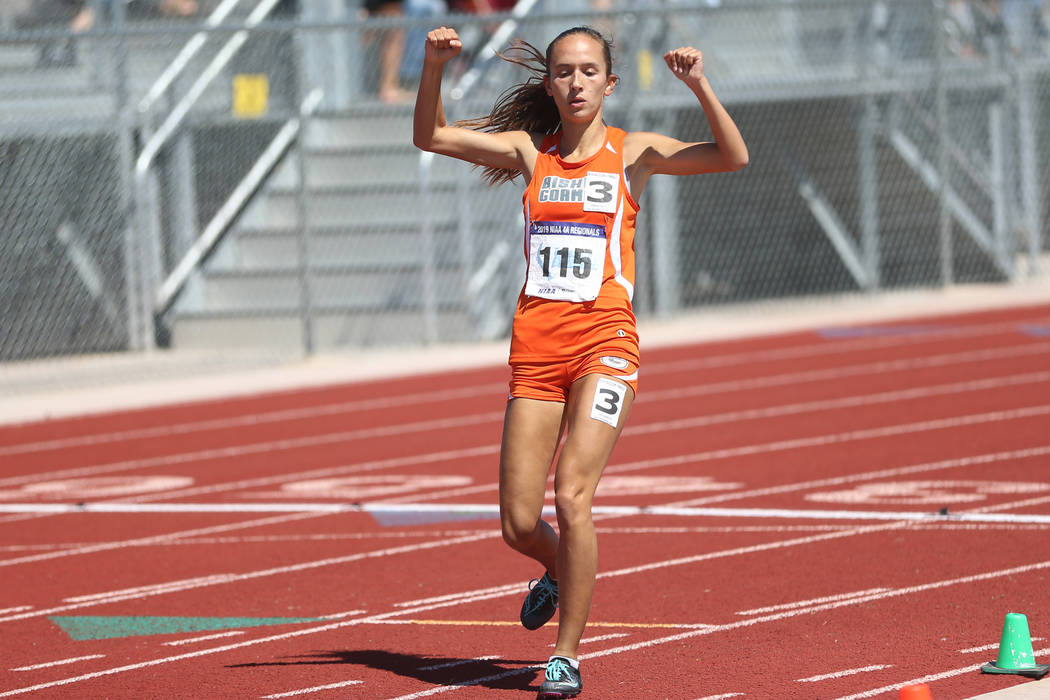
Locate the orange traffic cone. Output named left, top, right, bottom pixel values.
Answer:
left=899, top=683, right=932, bottom=700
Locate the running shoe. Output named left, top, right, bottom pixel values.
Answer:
left=538, top=656, right=582, bottom=698
left=520, top=572, right=558, bottom=630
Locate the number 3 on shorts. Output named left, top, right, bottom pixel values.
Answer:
left=590, top=376, right=628, bottom=428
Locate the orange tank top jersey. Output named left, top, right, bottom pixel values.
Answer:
left=510, top=127, right=641, bottom=365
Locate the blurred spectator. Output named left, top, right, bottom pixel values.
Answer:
left=15, top=0, right=92, bottom=66
left=984, top=0, right=1045, bottom=54
left=15, top=0, right=200, bottom=66
left=400, top=0, right=446, bottom=86
left=361, top=0, right=412, bottom=103
left=946, top=0, right=981, bottom=57
left=157, top=0, right=198, bottom=16
left=447, top=0, right=514, bottom=11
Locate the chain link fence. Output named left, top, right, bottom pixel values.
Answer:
left=1, top=0, right=1048, bottom=361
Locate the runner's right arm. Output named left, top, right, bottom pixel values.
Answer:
left=413, top=27, right=535, bottom=175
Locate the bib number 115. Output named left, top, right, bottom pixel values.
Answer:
left=538, top=246, right=592, bottom=280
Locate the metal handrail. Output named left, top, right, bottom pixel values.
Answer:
left=448, top=0, right=543, bottom=102
left=154, top=88, right=325, bottom=316
left=134, top=0, right=284, bottom=179
left=130, top=0, right=286, bottom=350
left=136, top=0, right=245, bottom=116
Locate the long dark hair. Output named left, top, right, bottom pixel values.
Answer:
left=455, top=26, right=614, bottom=186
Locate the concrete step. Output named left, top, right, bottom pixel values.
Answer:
left=199, top=267, right=467, bottom=312
left=270, top=147, right=467, bottom=189
left=0, top=92, right=117, bottom=127
left=224, top=225, right=495, bottom=270
left=0, top=44, right=38, bottom=68
left=304, top=110, right=413, bottom=149
left=170, top=308, right=473, bottom=350
left=0, top=63, right=97, bottom=94
left=0, top=38, right=233, bottom=128
left=240, top=183, right=463, bottom=229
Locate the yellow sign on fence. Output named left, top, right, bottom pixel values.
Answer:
left=233, top=74, right=269, bottom=118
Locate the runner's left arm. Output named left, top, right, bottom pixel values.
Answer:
left=630, top=47, right=749, bottom=177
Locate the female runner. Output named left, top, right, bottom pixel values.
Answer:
left=413, top=24, right=748, bottom=699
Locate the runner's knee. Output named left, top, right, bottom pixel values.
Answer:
left=553, top=478, right=594, bottom=526
left=501, top=507, right=543, bottom=549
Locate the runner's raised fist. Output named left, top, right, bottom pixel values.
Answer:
left=425, top=27, right=463, bottom=65
left=664, top=47, right=705, bottom=83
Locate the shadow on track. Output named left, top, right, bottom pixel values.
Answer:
left=229, top=649, right=543, bottom=693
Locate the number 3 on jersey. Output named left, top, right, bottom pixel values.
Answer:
left=583, top=172, right=619, bottom=214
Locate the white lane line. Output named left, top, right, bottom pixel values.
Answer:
left=418, top=656, right=502, bottom=672
left=260, top=679, right=364, bottom=698
left=797, top=665, right=893, bottom=682
left=646, top=316, right=1047, bottom=375
left=628, top=370, right=1050, bottom=435
left=736, top=588, right=891, bottom=615
left=958, top=637, right=1044, bottom=654
left=163, top=630, right=246, bottom=646
left=832, top=647, right=1050, bottom=699
left=958, top=642, right=1000, bottom=654
left=641, top=341, right=1050, bottom=402
left=0, top=413, right=502, bottom=490
left=658, top=445, right=1050, bottom=508
left=394, top=582, right=522, bottom=609
left=0, top=606, right=32, bottom=614
left=691, top=694, right=745, bottom=700
left=554, top=633, right=630, bottom=646
left=11, top=655, right=105, bottom=671
left=3, top=340, right=1046, bottom=492
left=627, top=404, right=1050, bottom=472
left=3, top=502, right=1050, bottom=526
left=317, top=609, right=368, bottom=620
left=0, top=511, right=326, bottom=568
left=0, top=531, right=495, bottom=624
left=0, top=385, right=506, bottom=458
left=65, top=574, right=239, bottom=604
left=970, top=492, right=1050, bottom=514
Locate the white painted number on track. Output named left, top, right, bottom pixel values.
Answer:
left=595, top=476, right=742, bottom=497
left=0, top=476, right=193, bottom=501
left=806, top=480, right=1050, bottom=505
left=546, top=475, right=742, bottom=500
left=280, top=475, right=473, bottom=500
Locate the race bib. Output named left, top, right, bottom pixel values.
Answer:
left=525, top=221, right=607, bottom=302
left=583, top=172, right=619, bottom=214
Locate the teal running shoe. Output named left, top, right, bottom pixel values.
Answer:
left=520, top=572, right=558, bottom=630
left=538, top=656, right=582, bottom=699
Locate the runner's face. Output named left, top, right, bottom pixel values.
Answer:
left=544, top=34, right=616, bottom=124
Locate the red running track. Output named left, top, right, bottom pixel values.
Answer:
left=1, top=303, right=1050, bottom=699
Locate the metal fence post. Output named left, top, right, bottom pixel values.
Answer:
left=295, top=26, right=315, bottom=356
left=648, top=106, right=682, bottom=315
left=858, top=5, right=881, bottom=290
left=114, top=0, right=155, bottom=350
left=1016, top=65, right=1043, bottom=277
left=934, top=0, right=953, bottom=286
